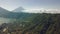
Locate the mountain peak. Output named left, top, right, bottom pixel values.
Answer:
left=13, top=7, right=25, bottom=12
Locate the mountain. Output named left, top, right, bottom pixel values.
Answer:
left=0, top=7, right=40, bottom=22
left=0, top=7, right=10, bottom=16
left=0, top=7, right=36, bottom=19
left=13, top=7, right=25, bottom=12
left=0, top=7, right=14, bottom=18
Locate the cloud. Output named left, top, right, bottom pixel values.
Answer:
left=45, top=9, right=60, bottom=13
left=22, top=8, right=60, bottom=13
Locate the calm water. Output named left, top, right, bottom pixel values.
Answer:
left=0, top=17, right=15, bottom=25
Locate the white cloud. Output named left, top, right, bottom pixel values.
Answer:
left=22, top=8, right=60, bottom=13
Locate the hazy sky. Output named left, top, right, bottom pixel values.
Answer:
left=0, top=0, right=60, bottom=11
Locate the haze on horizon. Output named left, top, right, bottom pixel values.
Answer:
left=0, top=0, right=60, bottom=11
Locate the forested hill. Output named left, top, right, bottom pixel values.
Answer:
left=0, top=13, right=60, bottom=34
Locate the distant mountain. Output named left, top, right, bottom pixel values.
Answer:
left=0, top=7, right=37, bottom=19
left=13, top=7, right=25, bottom=12
left=0, top=7, right=10, bottom=15
left=0, top=7, right=15, bottom=18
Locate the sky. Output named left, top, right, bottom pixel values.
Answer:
left=0, top=0, right=60, bottom=11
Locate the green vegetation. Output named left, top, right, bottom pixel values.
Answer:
left=0, top=13, right=59, bottom=34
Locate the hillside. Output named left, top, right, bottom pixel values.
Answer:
left=0, top=13, right=60, bottom=34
